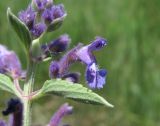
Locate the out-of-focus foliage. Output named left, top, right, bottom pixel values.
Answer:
left=0, top=0, right=160, bottom=126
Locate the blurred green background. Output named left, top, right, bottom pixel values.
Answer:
left=0, top=0, right=160, bottom=126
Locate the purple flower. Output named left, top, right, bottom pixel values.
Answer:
left=2, top=98, right=23, bottom=126
left=42, top=34, right=71, bottom=56
left=86, top=62, right=107, bottom=89
left=0, top=120, right=7, bottom=126
left=49, top=44, right=82, bottom=80
left=48, top=103, right=73, bottom=126
left=42, top=4, right=66, bottom=24
left=51, top=4, right=65, bottom=19
left=31, top=23, right=46, bottom=38
left=76, top=37, right=107, bottom=65
left=33, top=0, right=53, bottom=11
left=49, top=37, right=107, bottom=89
left=49, top=61, right=59, bottom=78
left=42, top=8, right=53, bottom=24
left=0, top=45, right=25, bottom=79
left=76, top=37, right=107, bottom=89
left=18, top=6, right=36, bottom=29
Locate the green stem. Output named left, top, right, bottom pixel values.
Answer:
left=23, top=99, right=31, bottom=126
left=23, top=60, right=36, bottom=126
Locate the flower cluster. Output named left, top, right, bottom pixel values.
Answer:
left=18, top=0, right=66, bottom=38
left=49, top=37, right=108, bottom=89
left=18, top=0, right=108, bottom=89
left=0, top=45, right=25, bottom=79
left=0, top=0, right=110, bottom=125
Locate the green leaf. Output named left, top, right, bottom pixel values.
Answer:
left=7, top=8, right=32, bottom=50
left=0, top=74, right=15, bottom=94
left=39, top=79, right=114, bottom=108
left=47, top=14, right=67, bottom=32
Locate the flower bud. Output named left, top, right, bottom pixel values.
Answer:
left=42, top=4, right=66, bottom=25
left=49, top=61, right=59, bottom=78
left=51, top=4, right=65, bottom=19
left=31, top=23, right=46, bottom=38
left=49, top=103, right=73, bottom=126
left=42, top=34, right=71, bottom=57
left=18, top=6, right=36, bottom=29
left=33, top=0, right=53, bottom=11
left=88, top=36, right=107, bottom=51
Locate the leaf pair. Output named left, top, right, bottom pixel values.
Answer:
left=0, top=73, right=113, bottom=108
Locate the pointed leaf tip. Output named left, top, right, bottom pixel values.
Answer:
left=38, top=79, right=114, bottom=108
left=0, top=74, right=15, bottom=94
left=7, top=7, right=32, bottom=50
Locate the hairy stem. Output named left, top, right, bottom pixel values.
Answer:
left=23, top=99, right=31, bottom=126
left=23, top=60, right=36, bottom=126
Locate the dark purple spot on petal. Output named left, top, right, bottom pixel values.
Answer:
left=99, top=69, right=107, bottom=77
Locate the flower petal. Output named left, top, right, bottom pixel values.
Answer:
left=0, top=45, right=25, bottom=79
left=31, top=23, right=46, bottom=38
left=49, top=103, right=73, bottom=126
left=0, top=120, right=7, bottom=126
left=88, top=37, right=107, bottom=51
left=18, top=6, right=36, bottom=29
left=86, top=62, right=107, bottom=89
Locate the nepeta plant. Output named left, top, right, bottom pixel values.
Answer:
left=0, top=0, right=113, bottom=126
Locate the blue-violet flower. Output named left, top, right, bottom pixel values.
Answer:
left=49, top=37, right=107, bottom=89
left=33, top=0, right=53, bottom=11
left=41, top=34, right=71, bottom=57
left=0, top=45, right=25, bottom=79
left=49, top=44, right=82, bottom=80
left=48, top=103, right=73, bottom=126
left=76, top=37, right=107, bottom=89
left=31, top=23, right=46, bottom=38
left=18, top=6, right=36, bottom=29
left=0, top=120, right=7, bottom=126
left=42, top=4, right=65, bottom=24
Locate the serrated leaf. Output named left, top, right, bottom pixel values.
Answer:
left=7, top=8, right=32, bottom=50
left=47, top=14, right=67, bottom=32
left=0, top=74, right=15, bottom=94
left=39, top=79, right=113, bottom=108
